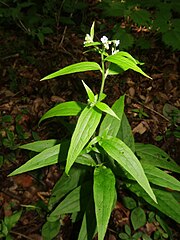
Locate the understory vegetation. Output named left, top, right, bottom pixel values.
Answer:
left=0, top=0, right=180, bottom=240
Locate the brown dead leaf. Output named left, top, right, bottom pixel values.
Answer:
left=51, top=95, right=65, bottom=103
left=27, top=234, right=43, bottom=240
left=3, top=201, right=12, bottom=217
left=133, top=121, right=149, bottom=134
left=146, top=222, right=157, bottom=235
left=13, top=174, right=33, bottom=188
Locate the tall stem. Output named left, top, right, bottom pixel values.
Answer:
left=99, top=52, right=106, bottom=99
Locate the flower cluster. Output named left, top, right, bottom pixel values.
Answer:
left=100, top=36, right=120, bottom=54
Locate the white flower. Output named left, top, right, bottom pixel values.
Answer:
left=101, top=36, right=109, bottom=49
left=101, top=36, right=108, bottom=44
left=115, top=40, right=120, bottom=47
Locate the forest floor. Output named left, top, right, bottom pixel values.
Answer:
left=0, top=22, right=179, bottom=240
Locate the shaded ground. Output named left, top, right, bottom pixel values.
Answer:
left=0, top=21, right=179, bottom=239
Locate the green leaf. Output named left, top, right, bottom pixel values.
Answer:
left=9, top=142, right=69, bottom=176
left=113, top=28, right=134, bottom=50
left=65, top=106, right=102, bottom=174
left=99, top=95, right=125, bottom=137
left=135, top=143, right=180, bottom=173
left=94, top=166, right=116, bottom=240
left=19, top=139, right=59, bottom=152
left=162, top=30, right=180, bottom=51
left=48, top=181, right=92, bottom=222
left=117, top=113, right=135, bottom=152
left=99, top=136, right=156, bottom=203
left=128, top=184, right=180, bottom=223
left=130, top=9, right=151, bottom=27
left=90, top=21, right=95, bottom=40
left=39, top=101, right=85, bottom=124
left=95, top=102, right=119, bottom=120
left=78, top=194, right=97, bottom=240
left=42, top=220, right=61, bottom=240
left=4, top=210, right=22, bottom=232
left=41, top=62, right=101, bottom=80
left=49, top=166, right=87, bottom=210
left=125, top=224, right=131, bottom=235
left=119, top=233, right=129, bottom=239
left=82, top=80, right=95, bottom=102
left=108, top=63, right=124, bottom=75
left=105, top=52, right=151, bottom=79
left=123, top=197, right=137, bottom=210
left=131, top=207, right=146, bottom=230
left=142, top=163, right=180, bottom=191
left=75, top=154, right=96, bottom=167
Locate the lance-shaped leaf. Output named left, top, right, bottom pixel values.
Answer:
left=39, top=101, right=85, bottom=124
left=142, top=163, right=180, bottom=191
left=117, top=113, right=135, bottom=152
left=82, top=80, right=95, bottom=102
left=99, top=95, right=125, bottom=137
left=41, top=62, right=101, bottom=80
left=8, top=142, right=69, bottom=176
left=48, top=181, right=92, bottom=222
left=19, top=139, right=59, bottom=152
left=105, top=52, right=151, bottom=79
left=94, top=166, right=116, bottom=240
left=65, top=106, right=102, bottom=174
left=78, top=192, right=97, bottom=240
left=128, top=183, right=180, bottom=223
left=95, top=102, right=119, bottom=120
left=90, top=21, right=95, bottom=40
left=135, top=143, right=180, bottom=173
left=99, top=136, right=157, bottom=203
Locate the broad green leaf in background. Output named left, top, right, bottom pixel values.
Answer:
left=135, top=143, right=180, bottom=173
left=42, top=220, right=61, bottom=240
left=82, top=80, right=95, bottom=103
left=48, top=181, right=92, bottom=222
left=131, top=207, right=146, bottom=230
left=19, top=139, right=59, bottom=152
left=9, top=141, right=69, bottom=176
left=113, top=28, right=134, bottom=50
left=49, top=166, right=87, bottom=210
left=99, top=95, right=125, bottom=137
left=99, top=136, right=156, bottom=203
left=128, top=183, right=180, bottom=223
left=95, top=102, right=119, bottom=120
left=105, top=52, right=151, bottom=79
left=117, top=113, right=135, bottom=152
left=94, top=166, right=116, bottom=240
left=41, top=62, right=102, bottom=80
left=130, top=9, right=151, bottom=27
left=39, top=101, right=85, bottom=124
left=142, top=163, right=180, bottom=191
left=65, top=106, right=102, bottom=174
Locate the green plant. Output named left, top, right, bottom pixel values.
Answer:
left=121, top=197, right=172, bottom=240
left=156, top=103, right=180, bottom=141
left=9, top=22, right=180, bottom=239
left=98, top=0, right=180, bottom=50
left=132, top=108, right=149, bottom=119
left=0, top=0, right=88, bottom=44
left=0, top=210, right=22, bottom=240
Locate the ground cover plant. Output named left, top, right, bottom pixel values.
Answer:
left=7, top=22, right=180, bottom=240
